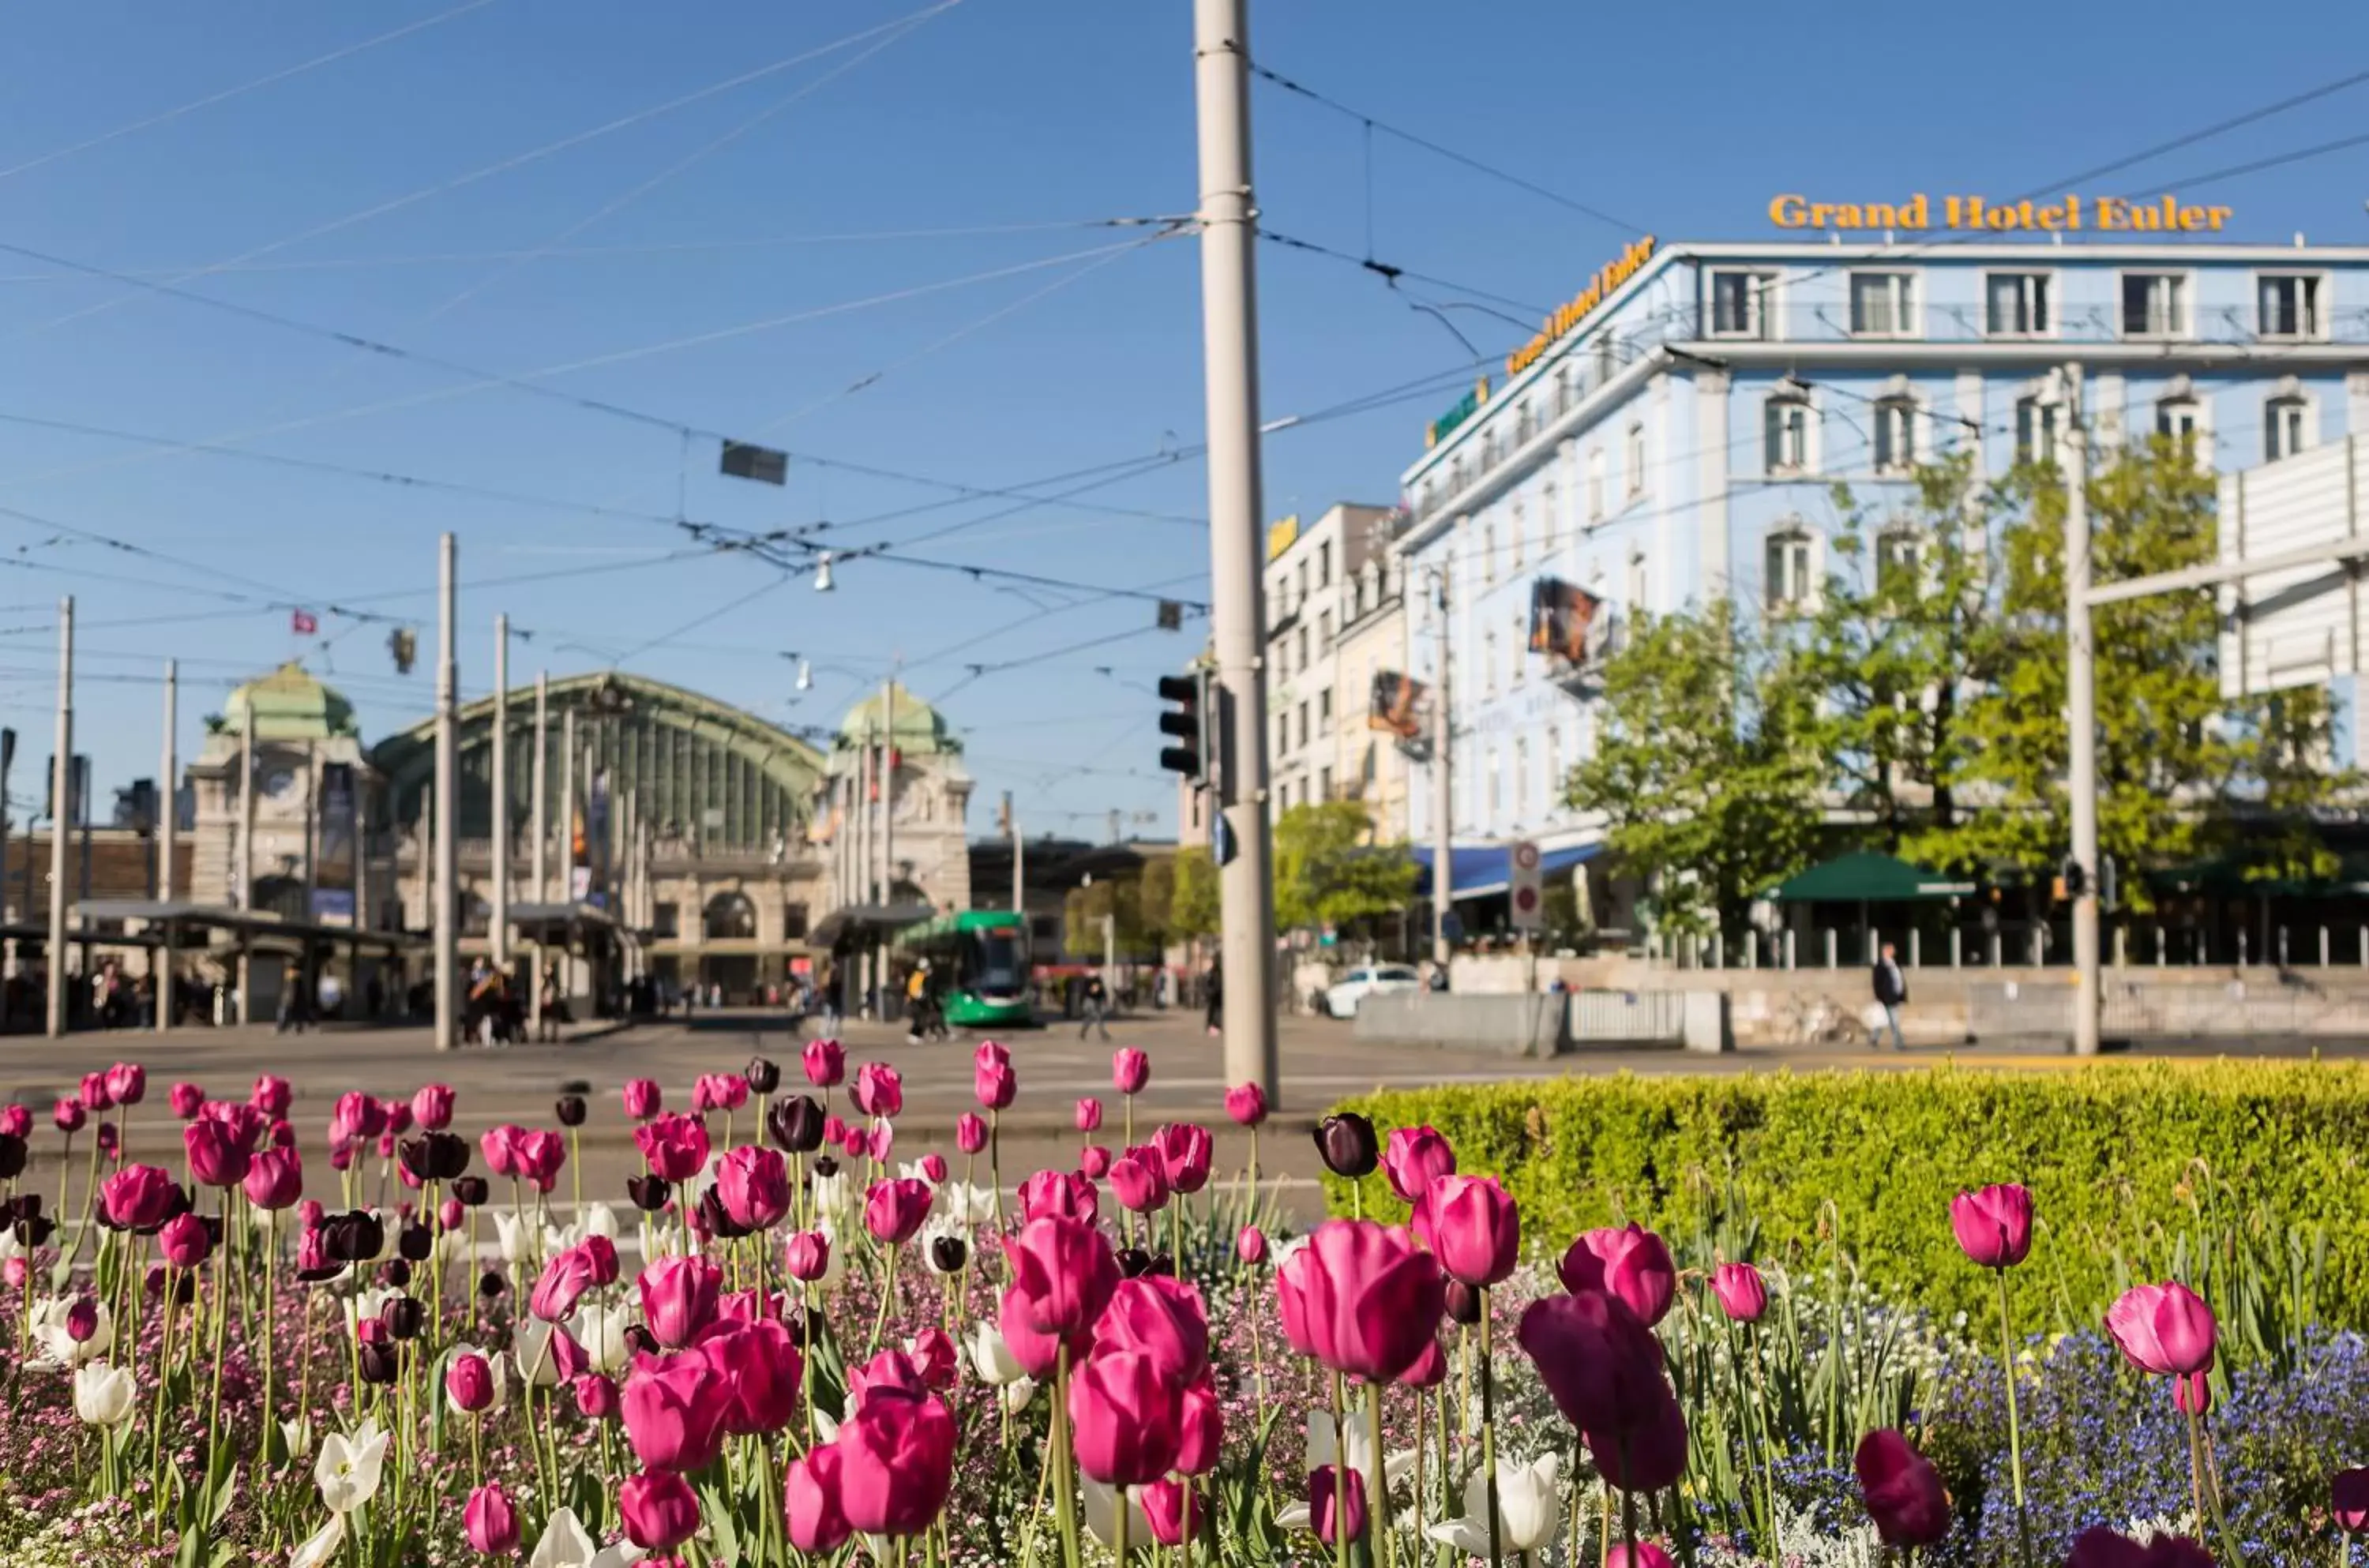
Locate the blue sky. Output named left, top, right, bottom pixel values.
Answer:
left=0, top=0, right=2365, bottom=841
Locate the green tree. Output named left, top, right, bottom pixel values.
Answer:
left=1271, top=800, right=1418, bottom=932
left=1135, top=855, right=1177, bottom=946
left=1169, top=846, right=1219, bottom=942
left=1064, top=877, right=1147, bottom=957
left=1563, top=598, right=1823, bottom=936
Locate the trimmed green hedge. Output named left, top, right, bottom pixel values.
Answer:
left=1327, top=1063, right=2369, bottom=1330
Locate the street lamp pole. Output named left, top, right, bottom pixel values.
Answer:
left=434, top=533, right=460, bottom=1052
left=2059, top=367, right=2101, bottom=1056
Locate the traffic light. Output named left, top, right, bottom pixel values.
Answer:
left=2061, top=855, right=2088, bottom=901
left=1158, top=670, right=1212, bottom=785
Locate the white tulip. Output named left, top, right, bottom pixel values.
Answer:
left=529, top=1504, right=648, bottom=1568
left=897, top=1158, right=939, bottom=1190
left=30, top=1296, right=112, bottom=1367
left=942, top=1181, right=997, bottom=1228
left=280, top=1416, right=313, bottom=1462
left=1427, top=1452, right=1563, bottom=1560
left=289, top=1514, right=344, bottom=1568
left=1079, top=1479, right=1151, bottom=1548
left=1000, top=1375, right=1038, bottom=1413
left=918, top=1215, right=966, bottom=1276
left=570, top=1302, right=633, bottom=1376
left=71, top=1360, right=136, bottom=1427
left=809, top=1168, right=851, bottom=1220
left=969, top=1322, right=1028, bottom=1386
left=492, top=1210, right=534, bottom=1266
left=512, top=1319, right=571, bottom=1388
left=314, top=1417, right=389, bottom=1514
left=579, top=1202, right=620, bottom=1242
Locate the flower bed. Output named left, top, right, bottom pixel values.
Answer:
left=0, top=1052, right=2352, bottom=1565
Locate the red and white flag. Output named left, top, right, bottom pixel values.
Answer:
left=291, top=609, right=318, bottom=636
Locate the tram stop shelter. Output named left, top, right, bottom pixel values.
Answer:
left=811, top=900, right=938, bottom=1019
left=1767, top=852, right=1975, bottom=967
left=71, top=899, right=424, bottom=1030
left=505, top=902, right=636, bottom=1025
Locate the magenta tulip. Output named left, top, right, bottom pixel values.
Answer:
left=1093, top=1274, right=1211, bottom=1383
left=1586, top=1381, right=1690, bottom=1491
left=621, top=1352, right=731, bottom=1472
left=182, top=1119, right=250, bottom=1188
left=1411, top=1172, right=1519, bottom=1287
left=1558, top=1223, right=1677, bottom=1326
left=1142, top=1477, right=1202, bottom=1546
left=1068, top=1349, right=1182, bottom=1484
left=784, top=1230, right=832, bottom=1283
left=576, top=1372, right=621, bottom=1421
left=1855, top=1427, right=1952, bottom=1547
left=1225, top=1082, right=1268, bottom=1127
left=516, top=1130, right=565, bottom=1194
left=621, top=1078, right=663, bottom=1120
left=51, top=1097, right=83, bottom=1135
left=1153, top=1122, right=1214, bottom=1195
left=1311, top=1464, right=1367, bottom=1547
left=1074, top=1097, right=1104, bottom=1134
left=446, top=1351, right=495, bottom=1413
left=2106, top=1281, right=2217, bottom=1376
left=167, top=1082, right=204, bottom=1121
left=1017, top=1168, right=1098, bottom=1225
left=864, top=1178, right=933, bottom=1246
left=836, top=1386, right=957, bottom=1537
left=1236, top=1224, right=1268, bottom=1265
left=693, top=1073, right=749, bottom=1114
left=1380, top=1124, right=1456, bottom=1203
left=464, top=1483, right=520, bottom=1555
left=410, top=1083, right=456, bottom=1132
left=996, top=1288, right=1072, bottom=1379
left=1108, top=1150, right=1169, bottom=1214
left=330, top=1090, right=384, bottom=1142
left=1710, top=1262, right=1768, bottom=1323
left=955, top=1112, right=988, bottom=1154
left=1950, top=1182, right=2034, bottom=1269
left=0, top=1105, right=25, bottom=1138
left=716, top=1145, right=791, bottom=1232
left=633, top=1114, right=710, bottom=1183
left=851, top=1063, right=903, bottom=1119
left=848, top=1348, right=932, bottom=1416
left=250, top=1074, right=293, bottom=1118
left=1515, top=1289, right=1669, bottom=1437
left=2337, top=1466, right=2369, bottom=1532
left=618, top=1469, right=701, bottom=1551
left=1400, top=1336, right=1449, bottom=1388
left=103, top=1063, right=145, bottom=1108
left=1275, top=1218, right=1444, bottom=1382
left=242, top=1147, right=303, bottom=1211
left=101, top=1164, right=177, bottom=1231
left=974, top=1041, right=1016, bottom=1110
left=1003, top=1214, right=1120, bottom=1338
left=802, top=1038, right=845, bottom=1089
left=1079, top=1146, right=1112, bottom=1180
left=1175, top=1378, right=1223, bottom=1473
left=158, top=1212, right=210, bottom=1270
left=906, top=1326, right=958, bottom=1390
left=1112, top=1047, right=1149, bottom=1094
left=479, top=1124, right=522, bottom=1178
left=718, top=1318, right=803, bottom=1434
left=2063, top=1529, right=2215, bottom=1568
left=78, top=1072, right=111, bottom=1112
left=530, top=1244, right=603, bottom=1324
left=1607, top=1547, right=1677, bottom=1568
left=786, top=1442, right=852, bottom=1553
left=638, top=1256, right=723, bottom=1349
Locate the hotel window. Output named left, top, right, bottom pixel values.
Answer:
left=1765, top=527, right=1815, bottom=613
left=1557, top=366, right=1579, bottom=415
left=1985, top=272, right=2051, bottom=336
left=2157, top=396, right=2200, bottom=448
left=1541, top=481, right=1560, bottom=558
left=1486, top=748, right=1500, bottom=818
left=1511, top=501, right=1526, bottom=571
left=1419, top=478, right=1437, bottom=518
left=1876, top=527, right=1924, bottom=595
left=2266, top=395, right=2309, bottom=461
left=1587, top=450, right=1607, bottom=520
left=1625, top=422, right=1646, bottom=495
left=1511, top=610, right=1527, bottom=686
left=1849, top=272, right=1915, bottom=336
left=1515, top=737, right=1529, bottom=820
left=2014, top=396, right=2059, bottom=463
left=1592, top=334, right=1616, bottom=387
left=1483, top=630, right=1497, bottom=697
left=1276, top=715, right=1290, bottom=756
left=1319, top=687, right=1333, bottom=732
left=783, top=903, right=809, bottom=941
left=1545, top=726, right=1563, bottom=803
left=1317, top=541, right=1331, bottom=587
left=1482, top=523, right=1497, bottom=586
left=2259, top=275, right=2323, bottom=339
left=1450, top=456, right=1467, bottom=493
left=1515, top=401, right=1535, bottom=445
left=1296, top=625, right=1310, bottom=670
left=1297, top=702, right=1309, bottom=749
left=2121, top=272, right=2187, bottom=337
left=1710, top=269, right=1774, bottom=338
left=1626, top=550, right=1649, bottom=618
left=1764, top=392, right=1811, bottom=475
left=1873, top=398, right=1915, bottom=476
left=1319, top=766, right=1333, bottom=800
left=1318, top=611, right=1333, bottom=650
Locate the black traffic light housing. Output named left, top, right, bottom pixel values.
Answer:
left=2061, top=855, right=2088, bottom=901
left=1158, top=670, right=1215, bottom=786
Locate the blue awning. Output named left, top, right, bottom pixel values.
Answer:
left=1411, top=842, right=1600, bottom=900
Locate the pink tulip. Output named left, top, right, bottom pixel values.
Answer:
left=1515, top=1289, right=1669, bottom=1437
left=0, top=1105, right=28, bottom=1138
left=103, top=1063, right=145, bottom=1108
left=717, top=1318, right=803, bottom=1434
left=1950, top=1182, right=2034, bottom=1270
left=2106, top=1281, right=2217, bottom=1376
left=621, top=1079, right=663, bottom=1120
left=446, top=1352, right=496, bottom=1413
left=201, top=1098, right=265, bottom=1151
left=918, top=1153, right=947, bottom=1185
left=618, top=1469, right=702, bottom=1551
left=1400, top=1336, right=1449, bottom=1388
left=633, top=1114, right=710, bottom=1183
left=1311, top=1464, right=1366, bottom=1547
left=907, top=1326, right=959, bottom=1390
left=1855, top=1427, right=1952, bottom=1547
left=638, top=1256, right=723, bottom=1349
left=2336, top=1466, right=2369, bottom=1532
left=158, top=1212, right=210, bottom=1270
left=101, top=1165, right=178, bottom=1231
left=167, top=1083, right=204, bottom=1120
left=836, top=1385, right=956, bottom=1537
left=717, top=1145, right=791, bottom=1232
left=785, top=1230, right=832, bottom=1282
left=839, top=1127, right=868, bottom=1159
left=1175, top=1378, right=1224, bottom=1472
left=1236, top=1225, right=1268, bottom=1265
left=79, top=1072, right=112, bottom=1112
left=822, top=1114, right=848, bottom=1147
left=2174, top=1369, right=2211, bottom=1415
left=517, top=1131, right=567, bottom=1193
left=410, top=1083, right=456, bottom=1132
left=865, top=1178, right=933, bottom=1246
left=1710, top=1262, right=1768, bottom=1323
left=1411, top=1173, right=1519, bottom=1287
left=621, top=1351, right=731, bottom=1472
left=478, top=1124, right=520, bottom=1178
left=865, top=1121, right=895, bottom=1163
left=996, top=1287, right=1072, bottom=1379
left=1017, top=1168, right=1098, bottom=1225
left=1275, top=1218, right=1444, bottom=1382
left=802, top=1039, right=845, bottom=1089
left=1153, top=1122, right=1214, bottom=1195
left=530, top=1244, right=601, bottom=1323
left=576, top=1371, right=621, bottom=1420
left=328, top=1138, right=356, bottom=1173
left=1079, top=1146, right=1111, bottom=1179
left=182, top=1119, right=250, bottom=1188
left=1003, top=1214, right=1120, bottom=1338
left=385, top=1101, right=415, bottom=1136
left=53, top=1098, right=84, bottom=1135
left=973, top=1041, right=1016, bottom=1110
left=693, top=1073, right=749, bottom=1113
left=464, top=1483, right=520, bottom=1555
left=331, top=1091, right=385, bottom=1143
left=1069, top=1349, right=1181, bottom=1485
left=851, top=1063, right=903, bottom=1120
left=1108, top=1150, right=1169, bottom=1214
left=1141, top=1477, right=1202, bottom=1545
left=1225, top=1082, right=1267, bottom=1127
left=2063, top=1529, right=2215, bottom=1568
left=1587, top=1382, right=1689, bottom=1491
left=242, top=1147, right=302, bottom=1211
left=1074, top=1097, right=1106, bottom=1135
left=1380, top=1124, right=1456, bottom=1203
left=95, top=1122, right=118, bottom=1161
left=848, top=1348, right=931, bottom=1416
left=1093, top=1274, right=1211, bottom=1383
left=1112, top=1048, right=1150, bottom=1094
left=955, top=1113, right=988, bottom=1155
left=786, top=1442, right=852, bottom=1552
left=439, top=1198, right=464, bottom=1232
left=250, top=1075, right=292, bottom=1118
left=1607, top=1547, right=1677, bottom=1568
left=1558, top=1223, right=1677, bottom=1326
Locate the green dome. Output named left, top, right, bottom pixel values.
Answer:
left=837, top=682, right=957, bottom=755
left=219, top=662, right=359, bottom=740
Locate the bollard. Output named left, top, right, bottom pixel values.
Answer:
left=2114, top=925, right=2127, bottom=967
left=2279, top=927, right=2289, bottom=968
left=2029, top=927, right=2043, bottom=967
left=2239, top=928, right=2250, bottom=967
left=1909, top=929, right=1920, bottom=967
left=1824, top=928, right=1838, bottom=969
left=1785, top=929, right=1796, bottom=971
left=2157, top=925, right=2167, bottom=967
left=1949, top=927, right=1961, bottom=968
left=2322, top=926, right=2331, bottom=967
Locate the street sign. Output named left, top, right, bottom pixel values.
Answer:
left=1509, top=838, right=1543, bottom=933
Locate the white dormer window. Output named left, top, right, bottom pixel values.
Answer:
left=1873, top=398, right=1915, bottom=476
left=1765, top=527, right=1817, bottom=613
left=1764, top=390, right=1813, bottom=476
left=2266, top=394, right=2310, bottom=461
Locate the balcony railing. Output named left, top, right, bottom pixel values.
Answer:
left=1684, top=301, right=2369, bottom=350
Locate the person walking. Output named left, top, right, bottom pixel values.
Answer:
left=1871, top=940, right=1909, bottom=1051
left=275, top=957, right=306, bottom=1034
left=1202, top=957, right=1222, bottom=1038
left=1078, top=972, right=1111, bottom=1042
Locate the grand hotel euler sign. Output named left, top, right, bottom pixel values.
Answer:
left=1424, top=234, right=1658, bottom=449
left=1768, top=192, right=2233, bottom=234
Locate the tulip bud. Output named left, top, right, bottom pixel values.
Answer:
left=398, top=1222, right=433, bottom=1262
left=169, top=1082, right=205, bottom=1120
left=1225, top=1082, right=1268, bottom=1127
left=1080, top=1146, right=1112, bottom=1180
left=1313, top=1112, right=1379, bottom=1179
left=813, top=1154, right=839, bottom=1179
left=929, top=1234, right=968, bottom=1275
left=1311, top=1465, right=1366, bottom=1547
left=625, top=1174, right=672, bottom=1213
left=381, top=1259, right=413, bottom=1290
left=54, top=1098, right=85, bottom=1135
left=477, top=1271, right=505, bottom=1300
left=1443, top=1278, right=1483, bottom=1326
left=358, top=1342, right=400, bottom=1385
left=554, top=1095, right=588, bottom=1128
left=439, top=1199, right=465, bottom=1232
left=65, top=1296, right=98, bottom=1344
left=1111, top=1048, right=1150, bottom=1095
left=919, top=1153, right=948, bottom=1185
left=955, top=1112, right=988, bottom=1155
left=464, top=1484, right=520, bottom=1556
left=745, top=1056, right=782, bottom=1095
left=446, top=1352, right=495, bottom=1413
left=574, top=1371, right=621, bottom=1420
left=784, top=1231, right=832, bottom=1283
left=1076, top=1097, right=1104, bottom=1134
left=768, top=1095, right=825, bottom=1153
left=1236, top=1225, right=1268, bottom=1265
left=452, top=1176, right=490, bottom=1207
left=380, top=1295, right=425, bottom=1341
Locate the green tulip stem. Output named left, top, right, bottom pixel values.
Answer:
left=1368, top=1379, right=1395, bottom=1568
left=1480, top=1295, right=1502, bottom=1568
left=1331, top=1368, right=1350, bottom=1568
left=867, top=1242, right=899, bottom=1358
left=1995, top=1267, right=2031, bottom=1568
left=1053, top=1345, right=1083, bottom=1568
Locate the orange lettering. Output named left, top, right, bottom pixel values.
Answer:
left=2178, top=206, right=2206, bottom=231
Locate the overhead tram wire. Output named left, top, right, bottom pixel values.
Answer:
left=1258, top=230, right=1548, bottom=322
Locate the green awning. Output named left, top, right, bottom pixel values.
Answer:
left=1771, top=851, right=1974, bottom=903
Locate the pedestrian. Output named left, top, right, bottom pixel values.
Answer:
left=1079, top=972, right=1111, bottom=1042
left=539, top=962, right=564, bottom=1043
left=1871, top=940, right=1908, bottom=1051
left=1203, top=957, right=1222, bottom=1037
left=276, top=956, right=306, bottom=1034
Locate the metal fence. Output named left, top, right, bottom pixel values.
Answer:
left=1568, top=988, right=1689, bottom=1045
left=1968, top=977, right=2369, bottom=1039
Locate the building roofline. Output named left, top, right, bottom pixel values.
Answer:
left=1668, top=239, right=2369, bottom=262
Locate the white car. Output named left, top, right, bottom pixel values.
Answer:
left=1323, top=964, right=1423, bottom=1018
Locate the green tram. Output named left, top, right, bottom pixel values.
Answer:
left=892, top=910, right=1034, bottom=1027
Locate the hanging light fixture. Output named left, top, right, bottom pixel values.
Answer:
left=796, top=658, right=813, bottom=691
left=813, top=552, right=835, bottom=592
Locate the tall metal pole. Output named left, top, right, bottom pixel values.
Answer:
left=491, top=614, right=511, bottom=972
left=531, top=673, right=549, bottom=904
left=559, top=707, right=577, bottom=902
left=433, top=532, right=460, bottom=1052
left=1430, top=568, right=1454, bottom=970
left=159, top=660, right=178, bottom=901
left=237, top=686, right=255, bottom=1024
left=881, top=676, right=897, bottom=907
left=1191, top=0, right=1278, bottom=1105
left=2061, top=366, right=2101, bottom=1056
left=44, top=598, right=71, bottom=1038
